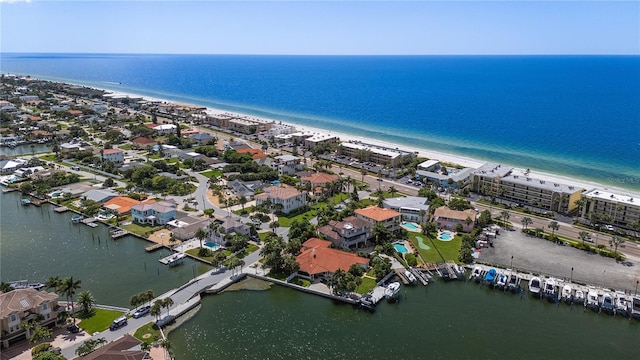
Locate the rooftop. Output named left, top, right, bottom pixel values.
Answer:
left=0, top=288, right=58, bottom=318
left=301, top=172, right=339, bottom=185
left=296, top=238, right=369, bottom=276
left=341, top=141, right=411, bottom=158
left=258, top=185, right=304, bottom=200
left=355, top=205, right=402, bottom=222
left=582, top=188, right=639, bottom=206
left=471, top=163, right=513, bottom=179
left=500, top=174, right=584, bottom=194
left=433, top=206, right=477, bottom=221
left=382, top=196, right=430, bottom=211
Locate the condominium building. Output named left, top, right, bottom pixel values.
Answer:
left=580, top=189, right=640, bottom=229
left=303, top=134, right=339, bottom=150
left=498, top=174, right=584, bottom=213
left=469, top=163, right=513, bottom=194
left=338, top=141, right=415, bottom=167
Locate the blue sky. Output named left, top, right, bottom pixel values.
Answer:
left=1, top=1, right=638, bottom=55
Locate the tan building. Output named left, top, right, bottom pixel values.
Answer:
left=1, top=288, right=59, bottom=348
left=303, top=134, right=339, bottom=151
left=470, top=163, right=513, bottom=194
left=338, top=141, right=415, bottom=167
left=432, top=206, right=477, bottom=233
left=580, top=189, right=640, bottom=230
left=354, top=205, right=402, bottom=232
left=255, top=185, right=307, bottom=214
left=498, top=175, right=584, bottom=214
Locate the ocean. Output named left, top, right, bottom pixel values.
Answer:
left=1, top=54, right=639, bottom=191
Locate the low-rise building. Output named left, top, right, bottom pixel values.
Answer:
left=96, top=148, right=125, bottom=164
left=154, top=124, right=177, bottom=135
left=271, top=154, right=305, bottom=175
left=255, top=185, right=307, bottom=214
left=317, top=216, right=371, bottom=249
left=296, top=238, right=369, bottom=281
left=382, top=196, right=430, bottom=222
left=131, top=201, right=177, bottom=226
left=303, top=133, right=339, bottom=151
left=432, top=206, right=477, bottom=232
left=470, top=163, right=513, bottom=194
left=338, top=141, right=415, bottom=167
left=498, top=174, right=584, bottom=213
left=354, top=205, right=402, bottom=233
left=580, top=189, right=640, bottom=230
left=0, top=288, right=59, bottom=348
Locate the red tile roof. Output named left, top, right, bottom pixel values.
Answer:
left=132, top=137, right=155, bottom=144
left=355, top=205, right=401, bottom=222
left=236, top=148, right=267, bottom=160
left=301, top=172, right=339, bottom=185
left=103, top=197, right=155, bottom=214
left=296, top=238, right=369, bottom=276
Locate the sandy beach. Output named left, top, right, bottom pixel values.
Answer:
left=81, top=85, right=640, bottom=197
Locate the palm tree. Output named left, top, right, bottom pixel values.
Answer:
left=500, top=210, right=510, bottom=228
left=388, top=186, right=398, bottom=198
left=59, top=277, right=81, bottom=324
left=578, top=231, right=590, bottom=244
left=150, top=302, right=161, bottom=321
left=609, top=235, right=625, bottom=256
left=130, top=294, right=142, bottom=309
left=159, top=339, right=174, bottom=360
left=44, top=276, right=62, bottom=292
left=0, top=282, right=12, bottom=293
left=465, top=216, right=473, bottom=229
left=194, top=227, right=208, bottom=249
left=144, top=290, right=155, bottom=307
left=162, top=297, right=174, bottom=317
left=77, top=290, right=96, bottom=316
left=548, top=221, right=559, bottom=240
left=521, top=217, right=532, bottom=230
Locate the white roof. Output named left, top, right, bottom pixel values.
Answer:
left=418, top=159, right=440, bottom=169
left=340, top=142, right=402, bottom=158
left=583, top=188, right=639, bottom=206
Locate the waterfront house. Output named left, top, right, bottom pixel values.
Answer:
left=104, top=196, right=155, bottom=215
left=169, top=216, right=213, bottom=241
left=354, top=205, right=402, bottom=233
left=80, top=334, right=149, bottom=360
left=255, top=185, right=307, bottom=214
left=0, top=288, right=59, bottom=348
left=317, top=215, right=371, bottom=249
left=82, top=189, right=117, bottom=203
left=0, top=158, right=28, bottom=174
left=131, top=201, right=177, bottom=226
left=382, top=196, right=430, bottom=222
left=296, top=238, right=369, bottom=281
left=432, top=206, right=477, bottom=233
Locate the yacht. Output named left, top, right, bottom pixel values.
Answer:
left=600, top=292, right=615, bottom=315
left=614, top=292, right=631, bottom=318
left=404, top=270, right=417, bottom=284
left=528, top=277, right=542, bottom=297
left=470, top=266, right=483, bottom=282
left=495, top=272, right=508, bottom=290
left=384, top=282, right=401, bottom=299
left=166, top=253, right=186, bottom=267
left=484, top=268, right=497, bottom=285
left=585, top=290, right=600, bottom=312
left=543, top=278, right=557, bottom=302
left=561, top=284, right=573, bottom=304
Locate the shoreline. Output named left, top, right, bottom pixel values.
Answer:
left=12, top=74, right=640, bottom=197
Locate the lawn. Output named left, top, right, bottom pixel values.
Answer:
left=356, top=276, right=377, bottom=294
left=40, top=154, right=57, bottom=161
left=133, top=322, right=161, bottom=344
left=200, top=170, right=223, bottom=178
left=77, top=309, right=124, bottom=334
left=277, top=203, right=327, bottom=227
left=119, top=144, right=132, bottom=150
left=121, top=222, right=158, bottom=237
left=408, top=232, right=462, bottom=264
left=185, top=248, right=213, bottom=263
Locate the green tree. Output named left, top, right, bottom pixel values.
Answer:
left=150, top=303, right=161, bottom=321
left=58, top=277, right=81, bottom=324
left=194, top=227, right=208, bottom=249
left=521, top=217, right=533, bottom=230
left=609, top=235, right=625, bottom=255
left=548, top=220, right=559, bottom=240
left=578, top=231, right=590, bottom=244
left=77, top=290, right=96, bottom=316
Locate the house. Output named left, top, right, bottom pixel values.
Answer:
left=188, top=133, right=213, bottom=145
left=300, top=172, right=340, bottom=196
left=131, top=137, right=156, bottom=150
left=432, top=206, right=477, bottom=232
left=59, top=142, right=85, bottom=154
left=382, top=196, right=430, bottom=222
left=296, top=238, right=369, bottom=281
left=226, top=179, right=262, bottom=199
left=0, top=158, right=28, bottom=173
left=0, top=288, right=59, bottom=348
left=80, top=334, right=150, bottom=360
left=236, top=147, right=267, bottom=160
left=270, top=154, right=305, bottom=175
left=104, top=196, right=155, bottom=215
left=131, top=201, right=177, bottom=226
left=153, top=124, right=177, bottom=135
left=168, top=216, right=213, bottom=241
left=354, top=205, right=402, bottom=232
left=82, top=189, right=117, bottom=203
left=96, top=148, right=125, bottom=164
left=255, top=185, right=307, bottom=214
left=317, top=216, right=371, bottom=249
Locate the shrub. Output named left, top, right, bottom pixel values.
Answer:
left=405, top=253, right=418, bottom=267
left=32, top=342, right=51, bottom=355
left=198, top=248, right=212, bottom=257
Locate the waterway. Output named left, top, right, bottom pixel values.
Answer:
left=0, top=143, right=51, bottom=157
left=169, top=279, right=640, bottom=359
left=0, top=191, right=211, bottom=307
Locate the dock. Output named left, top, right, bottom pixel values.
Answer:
left=54, top=206, right=69, bottom=213
left=81, top=217, right=98, bottom=228
left=145, top=243, right=165, bottom=252
left=110, top=228, right=128, bottom=239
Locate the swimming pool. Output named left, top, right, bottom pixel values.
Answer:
left=402, top=222, right=420, bottom=231
left=438, top=231, right=453, bottom=241
left=393, top=243, right=409, bottom=253
left=204, top=242, right=220, bottom=250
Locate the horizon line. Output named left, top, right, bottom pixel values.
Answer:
left=2, top=52, right=639, bottom=57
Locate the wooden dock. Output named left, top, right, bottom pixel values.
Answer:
left=110, top=228, right=128, bottom=239
left=54, top=206, right=69, bottom=213
left=82, top=217, right=98, bottom=228
left=145, top=243, right=165, bottom=252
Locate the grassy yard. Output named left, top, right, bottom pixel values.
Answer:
left=356, top=276, right=377, bottom=294
left=277, top=203, right=327, bottom=227
left=133, top=322, right=161, bottom=344
left=118, top=144, right=132, bottom=150
left=121, top=222, right=158, bottom=237
left=40, top=154, right=57, bottom=161
left=200, top=170, right=223, bottom=178
left=408, top=232, right=462, bottom=264
left=77, top=309, right=124, bottom=334
left=185, top=248, right=214, bottom=263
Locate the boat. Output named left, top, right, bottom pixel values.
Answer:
left=495, top=272, right=508, bottom=289
left=384, top=282, right=401, bottom=299
left=359, top=294, right=375, bottom=311
left=9, top=280, right=45, bottom=291
left=573, top=289, right=585, bottom=306
left=631, top=296, right=640, bottom=320
left=470, top=266, right=482, bottom=282
left=543, top=278, right=557, bottom=302
left=404, top=270, right=416, bottom=284
left=614, top=292, right=631, bottom=318
left=528, top=277, right=542, bottom=297
left=166, top=253, right=186, bottom=267
left=585, top=290, right=600, bottom=312
left=484, top=268, right=497, bottom=285
left=71, top=214, right=83, bottom=223
left=561, top=284, right=573, bottom=304
left=507, top=274, right=521, bottom=293
left=600, top=292, right=615, bottom=315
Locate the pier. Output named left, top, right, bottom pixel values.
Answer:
left=145, top=243, right=165, bottom=252
left=81, top=217, right=98, bottom=227
left=53, top=206, right=69, bottom=213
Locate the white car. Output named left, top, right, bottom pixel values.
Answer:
left=604, top=225, right=615, bottom=231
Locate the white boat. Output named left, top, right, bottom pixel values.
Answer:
left=585, top=290, right=599, bottom=312
left=166, top=253, right=186, bottom=267
left=495, top=272, right=508, bottom=289
left=561, top=284, right=573, bottom=304
left=470, top=266, right=482, bottom=282
left=631, top=296, right=640, bottom=320
left=384, top=282, right=401, bottom=299
left=614, top=292, right=630, bottom=318
left=404, top=270, right=416, bottom=284
left=507, top=274, right=521, bottom=293
left=600, top=292, right=615, bottom=315
left=573, top=289, right=585, bottom=305
left=528, top=277, right=542, bottom=297
left=543, top=278, right=557, bottom=302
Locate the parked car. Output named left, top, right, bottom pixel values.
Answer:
left=132, top=305, right=151, bottom=318
left=67, top=324, right=80, bottom=333
left=109, top=316, right=128, bottom=331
